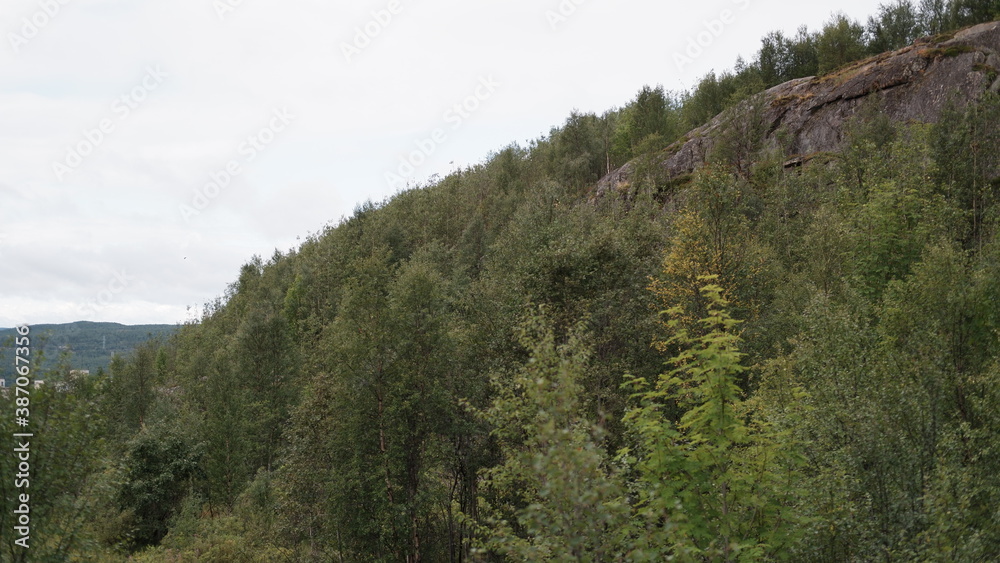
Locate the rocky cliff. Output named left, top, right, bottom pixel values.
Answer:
left=597, top=21, right=1000, bottom=195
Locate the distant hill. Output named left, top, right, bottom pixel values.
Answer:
left=0, top=321, right=178, bottom=384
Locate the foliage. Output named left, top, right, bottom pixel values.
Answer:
left=0, top=322, right=176, bottom=385
left=472, top=312, right=628, bottom=561
left=116, top=430, right=203, bottom=550
left=0, top=355, right=122, bottom=561
left=866, top=0, right=923, bottom=54
left=7, top=4, right=1000, bottom=559
left=817, top=12, right=869, bottom=74
left=622, top=280, right=807, bottom=561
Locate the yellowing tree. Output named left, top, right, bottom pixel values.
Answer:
left=650, top=167, right=771, bottom=336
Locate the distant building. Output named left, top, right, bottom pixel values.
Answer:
left=0, top=378, right=45, bottom=394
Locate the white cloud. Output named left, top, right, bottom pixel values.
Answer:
left=0, top=0, right=885, bottom=326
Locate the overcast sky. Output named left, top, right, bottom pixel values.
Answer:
left=0, top=0, right=886, bottom=327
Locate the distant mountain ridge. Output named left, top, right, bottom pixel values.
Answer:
left=0, top=321, right=177, bottom=383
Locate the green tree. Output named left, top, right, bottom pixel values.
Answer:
left=473, top=313, right=627, bottom=561
left=948, top=0, right=1000, bottom=27
left=116, top=430, right=202, bottom=551
left=931, top=93, right=1000, bottom=250
left=842, top=121, right=961, bottom=301
left=624, top=85, right=678, bottom=155
left=755, top=28, right=819, bottom=86
left=681, top=72, right=734, bottom=130
left=866, top=0, right=922, bottom=54
left=552, top=110, right=606, bottom=189
left=623, top=280, right=806, bottom=561
left=920, top=0, right=950, bottom=33
left=650, top=167, right=773, bottom=341
left=817, top=13, right=868, bottom=74
left=754, top=289, right=884, bottom=560
left=0, top=364, right=119, bottom=561
left=711, top=92, right=770, bottom=180
left=102, top=340, right=161, bottom=435
left=279, top=245, right=465, bottom=561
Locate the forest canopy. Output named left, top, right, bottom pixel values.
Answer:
left=3, top=1, right=1000, bottom=561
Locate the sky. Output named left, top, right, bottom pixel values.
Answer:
left=0, top=0, right=887, bottom=327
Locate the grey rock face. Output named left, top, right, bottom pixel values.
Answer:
left=597, top=21, right=1000, bottom=196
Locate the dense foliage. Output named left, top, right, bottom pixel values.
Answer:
left=681, top=0, right=1000, bottom=139
left=3, top=2, right=1000, bottom=561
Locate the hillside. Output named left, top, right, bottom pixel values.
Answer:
left=599, top=20, right=1000, bottom=194
left=3, top=7, right=1000, bottom=562
left=0, top=322, right=177, bottom=384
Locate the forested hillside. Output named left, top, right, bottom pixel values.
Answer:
left=0, top=322, right=177, bottom=385
left=3, top=2, right=1000, bottom=561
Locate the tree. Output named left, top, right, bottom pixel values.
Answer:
left=102, top=340, right=160, bottom=434
left=625, top=85, right=677, bottom=154
left=754, top=288, right=885, bottom=560
left=837, top=100, right=899, bottom=198
left=473, top=312, right=627, bottom=561
left=0, top=363, right=119, bottom=561
left=756, top=28, right=820, bottom=86
left=817, top=13, right=868, bottom=74
left=552, top=110, right=605, bottom=189
left=948, top=0, right=1000, bottom=27
left=757, top=31, right=795, bottom=86
left=711, top=92, right=771, bottom=181
left=871, top=1, right=922, bottom=51
left=278, top=245, right=465, bottom=561
left=681, top=72, right=733, bottom=130
left=623, top=280, right=806, bottom=561
left=841, top=120, right=961, bottom=301
left=649, top=167, right=772, bottom=338
left=867, top=1, right=922, bottom=54
left=920, top=0, right=949, bottom=33
left=116, top=430, right=202, bottom=551
left=233, top=306, right=298, bottom=472
left=931, top=93, right=1000, bottom=250
left=786, top=26, right=821, bottom=79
